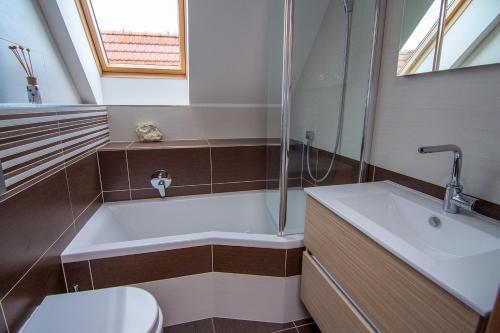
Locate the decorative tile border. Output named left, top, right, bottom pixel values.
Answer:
left=0, top=106, right=109, bottom=198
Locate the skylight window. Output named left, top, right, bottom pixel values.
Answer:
left=397, top=0, right=466, bottom=75
left=77, top=0, right=186, bottom=77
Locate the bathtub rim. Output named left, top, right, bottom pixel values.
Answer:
left=62, top=189, right=305, bottom=263
left=62, top=231, right=304, bottom=263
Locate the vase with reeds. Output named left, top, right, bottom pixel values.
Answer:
left=8, top=45, right=42, bottom=104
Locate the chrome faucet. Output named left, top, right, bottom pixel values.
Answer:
left=418, top=145, right=477, bottom=214
left=150, top=170, right=172, bottom=198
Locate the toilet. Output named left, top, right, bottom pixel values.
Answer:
left=20, top=287, right=163, bottom=333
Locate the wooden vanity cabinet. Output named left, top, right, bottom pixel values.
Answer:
left=301, top=196, right=485, bottom=333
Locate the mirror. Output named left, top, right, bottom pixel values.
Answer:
left=397, top=0, right=500, bottom=76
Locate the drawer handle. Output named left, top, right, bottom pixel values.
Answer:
left=309, top=254, right=381, bottom=333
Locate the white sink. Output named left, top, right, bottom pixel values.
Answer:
left=305, top=181, right=500, bottom=316
left=338, top=192, right=500, bottom=260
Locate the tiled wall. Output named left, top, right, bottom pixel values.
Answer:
left=98, top=138, right=362, bottom=202
left=64, top=245, right=305, bottom=292
left=301, top=146, right=360, bottom=188
left=0, top=127, right=361, bottom=333
left=0, top=152, right=102, bottom=333
left=372, top=0, right=500, bottom=206
left=0, top=105, right=109, bottom=332
left=97, top=139, right=305, bottom=202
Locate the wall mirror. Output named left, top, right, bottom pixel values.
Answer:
left=397, top=0, right=500, bottom=76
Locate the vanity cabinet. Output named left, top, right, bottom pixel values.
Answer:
left=301, top=196, right=484, bottom=333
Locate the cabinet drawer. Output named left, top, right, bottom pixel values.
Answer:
left=304, top=196, right=481, bottom=333
left=301, top=252, right=375, bottom=333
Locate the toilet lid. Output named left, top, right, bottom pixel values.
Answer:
left=21, top=287, right=160, bottom=333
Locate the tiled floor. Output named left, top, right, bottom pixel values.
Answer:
left=164, top=318, right=321, bottom=333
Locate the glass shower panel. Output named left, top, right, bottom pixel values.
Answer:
left=283, top=0, right=378, bottom=235
left=264, top=0, right=284, bottom=233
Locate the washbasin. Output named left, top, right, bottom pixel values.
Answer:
left=337, top=192, right=500, bottom=260
left=305, top=181, right=500, bottom=315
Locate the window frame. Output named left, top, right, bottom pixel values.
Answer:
left=76, top=0, right=186, bottom=78
left=398, top=0, right=471, bottom=75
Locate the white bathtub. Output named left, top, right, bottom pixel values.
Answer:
left=62, top=190, right=305, bottom=263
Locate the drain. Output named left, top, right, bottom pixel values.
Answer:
left=428, top=216, right=442, bottom=228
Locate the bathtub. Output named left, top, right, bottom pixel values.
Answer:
left=62, top=190, right=305, bottom=263
left=61, top=190, right=309, bottom=325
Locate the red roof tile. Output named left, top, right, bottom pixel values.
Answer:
left=101, top=31, right=180, bottom=67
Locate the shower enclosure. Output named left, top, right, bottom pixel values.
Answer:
left=265, top=0, right=386, bottom=236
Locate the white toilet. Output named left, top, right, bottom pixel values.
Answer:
left=21, top=287, right=163, bottom=333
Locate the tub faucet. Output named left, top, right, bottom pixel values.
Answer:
left=418, top=144, right=478, bottom=214
left=151, top=170, right=172, bottom=198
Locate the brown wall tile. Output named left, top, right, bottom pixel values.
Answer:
left=265, top=143, right=302, bottom=180
left=74, top=194, right=102, bottom=232
left=301, top=147, right=360, bottom=187
left=286, top=247, right=305, bottom=277
left=302, top=146, right=318, bottom=185
left=100, top=142, right=131, bottom=150
left=476, top=201, right=500, bottom=223
left=373, top=166, right=445, bottom=199
left=213, top=245, right=286, bottom=277
left=208, top=138, right=270, bottom=147
left=166, top=185, right=212, bottom=197
left=290, top=143, right=304, bottom=179
left=127, top=148, right=211, bottom=188
left=302, top=178, right=315, bottom=188
left=366, top=164, right=376, bottom=182
left=317, top=151, right=359, bottom=186
left=289, top=178, right=302, bottom=188
left=0, top=170, right=73, bottom=299
left=212, top=181, right=266, bottom=193
left=213, top=318, right=294, bottom=333
left=212, top=146, right=267, bottom=183
left=0, top=314, right=6, bottom=333
left=97, top=150, right=129, bottom=191
left=130, top=188, right=158, bottom=200
left=266, top=179, right=279, bottom=189
left=63, top=261, right=93, bottom=292
left=66, top=153, right=101, bottom=218
left=90, top=246, right=212, bottom=288
left=103, top=190, right=130, bottom=202
left=131, top=185, right=212, bottom=200
left=266, top=145, right=280, bottom=180
left=2, top=226, right=74, bottom=332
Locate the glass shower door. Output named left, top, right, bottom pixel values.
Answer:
left=280, top=0, right=380, bottom=235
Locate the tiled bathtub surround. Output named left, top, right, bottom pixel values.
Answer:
left=301, top=147, right=360, bottom=188
left=63, top=245, right=305, bottom=291
left=98, top=139, right=305, bottom=201
left=0, top=152, right=103, bottom=333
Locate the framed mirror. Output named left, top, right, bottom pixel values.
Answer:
left=397, top=0, right=500, bottom=76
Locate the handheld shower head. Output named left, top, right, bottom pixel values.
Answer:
left=343, top=0, right=353, bottom=13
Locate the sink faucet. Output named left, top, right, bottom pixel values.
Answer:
left=418, top=144, right=478, bottom=214
left=150, top=170, right=172, bottom=198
